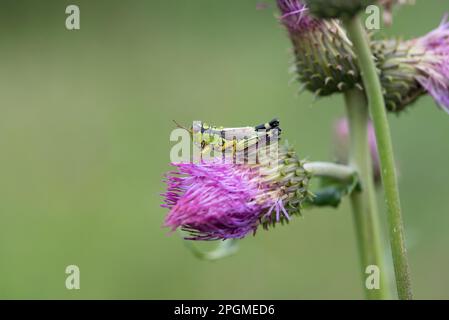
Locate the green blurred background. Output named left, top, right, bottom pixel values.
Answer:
left=0, top=0, right=448, bottom=299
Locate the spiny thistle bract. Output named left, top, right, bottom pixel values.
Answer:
left=302, top=0, right=377, bottom=19
left=161, top=128, right=311, bottom=240
left=278, top=0, right=449, bottom=114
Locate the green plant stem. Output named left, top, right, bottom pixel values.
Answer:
left=343, top=16, right=413, bottom=300
left=344, top=89, right=390, bottom=300
left=304, top=161, right=355, bottom=181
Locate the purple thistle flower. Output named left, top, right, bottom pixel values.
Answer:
left=412, top=16, right=449, bottom=113
left=162, top=162, right=279, bottom=240
left=375, top=15, right=449, bottom=113
left=161, top=146, right=310, bottom=241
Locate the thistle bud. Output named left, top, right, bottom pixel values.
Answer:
left=302, top=0, right=377, bottom=19
left=161, top=126, right=311, bottom=240
left=277, top=0, right=363, bottom=97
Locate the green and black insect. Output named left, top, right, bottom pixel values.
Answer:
left=175, top=118, right=281, bottom=161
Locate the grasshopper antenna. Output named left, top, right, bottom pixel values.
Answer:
left=172, top=120, right=191, bottom=133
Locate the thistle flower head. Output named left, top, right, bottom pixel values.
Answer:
left=161, top=143, right=310, bottom=240
left=375, top=16, right=449, bottom=113
left=413, top=16, right=449, bottom=112
left=277, top=0, right=362, bottom=97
